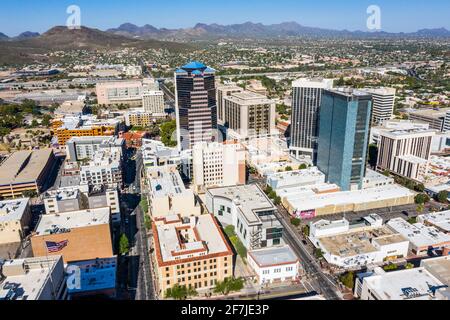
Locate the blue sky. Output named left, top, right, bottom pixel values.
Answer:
left=1, top=0, right=449, bottom=36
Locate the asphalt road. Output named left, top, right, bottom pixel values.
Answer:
left=119, top=149, right=155, bottom=300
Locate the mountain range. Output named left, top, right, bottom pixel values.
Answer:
left=105, top=21, right=450, bottom=40
left=0, top=26, right=190, bottom=65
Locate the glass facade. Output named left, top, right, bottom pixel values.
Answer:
left=317, top=90, right=372, bottom=191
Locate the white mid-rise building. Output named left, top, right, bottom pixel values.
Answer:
left=206, top=184, right=283, bottom=250
left=290, top=78, right=334, bottom=160
left=365, top=87, right=396, bottom=125
left=66, top=136, right=125, bottom=162
left=192, top=142, right=246, bottom=193
left=43, top=185, right=121, bottom=224
left=80, top=149, right=123, bottom=188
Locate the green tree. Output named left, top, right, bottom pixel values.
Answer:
left=160, top=120, right=177, bottom=147
left=165, top=284, right=198, bottom=300
left=302, top=225, right=310, bottom=237
left=41, top=114, right=52, bottom=127
left=415, top=193, right=430, bottom=205
left=383, top=263, right=398, bottom=271
left=214, top=277, right=245, bottom=295
left=285, top=166, right=293, bottom=172
left=408, top=217, right=417, bottom=224
left=290, top=218, right=301, bottom=227
left=415, top=183, right=425, bottom=193
left=299, top=164, right=308, bottom=170
left=119, top=233, right=130, bottom=255
left=314, top=248, right=324, bottom=259
left=273, top=196, right=282, bottom=206
left=339, top=272, right=355, bottom=289
left=22, top=190, right=38, bottom=198
left=436, top=191, right=448, bottom=203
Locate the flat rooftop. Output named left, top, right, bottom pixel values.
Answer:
left=35, top=207, right=110, bottom=235
left=380, top=128, right=436, bottom=138
left=0, top=255, right=62, bottom=300
left=287, top=185, right=414, bottom=212
left=364, top=267, right=445, bottom=300
left=154, top=214, right=231, bottom=265
left=408, top=108, right=450, bottom=119
left=148, top=167, right=189, bottom=198
left=0, top=149, right=53, bottom=186
left=44, top=187, right=79, bottom=201
left=418, top=211, right=450, bottom=233
left=207, top=184, right=276, bottom=225
left=387, top=218, right=450, bottom=248
left=421, top=256, right=450, bottom=286
left=225, top=91, right=273, bottom=105
left=318, top=226, right=405, bottom=258
left=0, top=198, right=29, bottom=223
left=248, top=245, right=298, bottom=267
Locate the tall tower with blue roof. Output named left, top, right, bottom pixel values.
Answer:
left=174, top=61, right=218, bottom=150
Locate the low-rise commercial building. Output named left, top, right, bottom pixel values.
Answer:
left=408, top=108, right=450, bottom=132
left=387, top=218, right=450, bottom=256
left=283, top=184, right=415, bottom=218
left=247, top=246, right=300, bottom=285
left=354, top=266, right=448, bottom=300
left=206, top=184, right=283, bottom=250
left=0, top=198, right=31, bottom=246
left=31, top=207, right=113, bottom=263
left=309, top=215, right=409, bottom=269
left=0, top=149, right=56, bottom=198
left=152, top=214, right=233, bottom=294
left=417, top=211, right=450, bottom=234
left=0, top=256, right=67, bottom=300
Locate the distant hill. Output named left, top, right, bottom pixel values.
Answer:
left=15, top=31, right=40, bottom=40
left=106, top=21, right=450, bottom=40
left=0, top=26, right=191, bottom=65
left=0, top=32, right=9, bottom=40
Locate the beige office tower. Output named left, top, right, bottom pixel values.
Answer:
left=192, top=141, right=246, bottom=193
left=216, top=85, right=244, bottom=125
left=222, top=91, right=276, bottom=140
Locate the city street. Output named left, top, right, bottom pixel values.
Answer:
left=118, top=149, right=156, bottom=300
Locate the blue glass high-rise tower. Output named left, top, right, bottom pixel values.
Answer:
left=317, top=89, right=372, bottom=191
